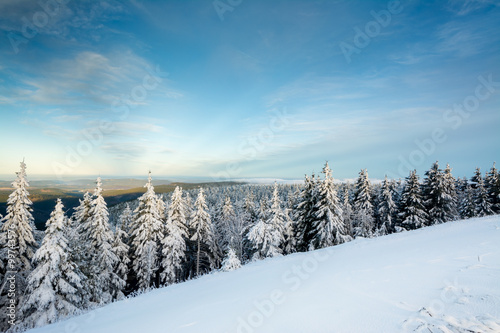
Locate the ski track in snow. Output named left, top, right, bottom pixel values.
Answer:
left=26, top=215, right=500, bottom=333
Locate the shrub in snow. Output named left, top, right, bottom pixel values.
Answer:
left=221, top=248, right=241, bottom=272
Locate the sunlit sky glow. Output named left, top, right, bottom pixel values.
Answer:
left=0, top=0, right=499, bottom=181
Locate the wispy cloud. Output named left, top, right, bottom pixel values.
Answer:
left=446, top=0, right=499, bottom=16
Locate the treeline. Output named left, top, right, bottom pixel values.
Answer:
left=0, top=160, right=499, bottom=331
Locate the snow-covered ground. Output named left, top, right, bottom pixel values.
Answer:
left=28, top=216, right=500, bottom=333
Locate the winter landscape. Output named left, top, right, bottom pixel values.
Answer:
left=1, top=0, right=499, bottom=333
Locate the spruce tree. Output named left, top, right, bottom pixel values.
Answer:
left=247, top=218, right=283, bottom=260
left=84, top=177, right=119, bottom=304
left=471, top=168, right=494, bottom=217
left=442, top=164, right=459, bottom=221
left=189, top=188, right=216, bottom=276
left=20, top=199, right=84, bottom=329
left=267, top=182, right=286, bottom=250
left=423, top=161, right=457, bottom=225
left=111, top=223, right=129, bottom=300
left=295, top=174, right=320, bottom=251
left=311, top=162, right=350, bottom=249
left=160, top=186, right=188, bottom=285
left=221, top=247, right=241, bottom=272
left=117, top=203, right=134, bottom=235
left=376, top=176, right=396, bottom=236
left=485, top=162, right=500, bottom=213
left=0, top=161, right=38, bottom=331
left=398, top=170, right=427, bottom=230
left=458, top=178, right=476, bottom=219
left=283, top=193, right=298, bottom=255
left=130, top=172, right=164, bottom=291
left=68, top=192, right=93, bottom=290
left=341, top=187, right=353, bottom=237
left=216, top=196, right=237, bottom=252
left=0, top=160, right=37, bottom=273
left=353, top=169, right=374, bottom=237
left=241, top=192, right=258, bottom=260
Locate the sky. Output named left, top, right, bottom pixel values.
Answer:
left=0, top=0, right=499, bottom=181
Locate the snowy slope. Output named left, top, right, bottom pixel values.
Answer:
left=28, top=216, right=500, bottom=333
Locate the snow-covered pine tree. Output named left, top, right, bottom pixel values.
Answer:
left=243, top=192, right=257, bottom=224
left=111, top=223, right=129, bottom=300
left=247, top=218, right=282, bottom=260
left=282, top=193, right=298, bottom=255
left=341, top=186, right=353, bottom=237
left=221, top=247, right=241, bottom=272
left=458, top=177, right=476, bottom=219
left=0, top=160, right=37, bottom=273
left=471, top=168, right=494, bottom=217
left=157, top=195, right=167, bottom=223
left=295, top=174, right=320, bottom=252
left=423, top=161, right=457, bottom=225
left=257, top=198, right=269, bottom=222
left=485, top=162, right=500, bottom=213
left=0, top=160, right=38, bottom=331
left=84, top=177, right=119, bottom=304
left=443, top=163, right=459, bottom=221
left=241, top=192, right=258, bottom=260
left=352, top=169, right=374, bottom=238
left=67, top=191, right=93, bottom=289
left=117, top=203, right=134, bottom=235
left=20, top=199, right=84, bottom=329
left=160, top=186, right=188, bottom=285
left=267, top=182, right=286, bottom=250
left=375, top=175, right=396, bottom=236
left=130, top=172, right=164, bottom=291
left=398, top=170, right=427, bottom=230
left=216, top=196, right=237, bottom=252
left=310, top=162, right=350, bottom=249
left=189, top=188, right=216, bottom=276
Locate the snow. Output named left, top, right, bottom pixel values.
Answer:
left=27, top=215, right=500, bottom=333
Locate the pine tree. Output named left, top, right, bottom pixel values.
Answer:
left=341, top=187, right=353, bottom=237
left=423, top=161, right=457, bottom=225
left=247, top=218, right=282, bottom=260
left=295, top=174, right=320, bottom=252
left=20, top=199, right=84, bottom=329
left=221, top=248, right=241, bottom=272
left=471, top=168, right=494, bottom=217
left=83, top=177, right=119, bottom=304
left=267, top=182, right=286, bottom=250
left=130, top=172, right=164, bottom=291
left=189, top=188, right=216, bottom=276
left=216, top=196, right=237, bottom=252
left=442, top=164, right=459, bottom=221
left=283, top=193, right=298, bottom=255
left=353, top=169, right=374, bottom=237
left=160, top=186, right=188, bottom=285
left=485, top=162, right=500, bottom=213
left=0, top=161, right=38, bottom=331
left=68, top=192, right=93, bottom=291
left=458, top=178, right=476, bottom=219
left=241, top=192, right=258, bottom=260
left=111, top=223, right=129, bottom=300
left=0, top=160, right=37, bottom=273
left=117, top=203, right=134, bottom=235
left=376, top=176, right=396, bottom=236
left=398, top=170, right=427, bottom=230
left=310, top=162, right=350, bottom=249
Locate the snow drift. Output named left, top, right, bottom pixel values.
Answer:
left=27, top=215, right=500, bottom=333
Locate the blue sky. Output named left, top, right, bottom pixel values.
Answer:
left=0, top=0, right=499, bottom=181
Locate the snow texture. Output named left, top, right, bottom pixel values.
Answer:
left=26, top=215, right=500, bottom=333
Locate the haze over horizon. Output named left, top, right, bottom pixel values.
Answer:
left=1, top=0, right=499, bottom=180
